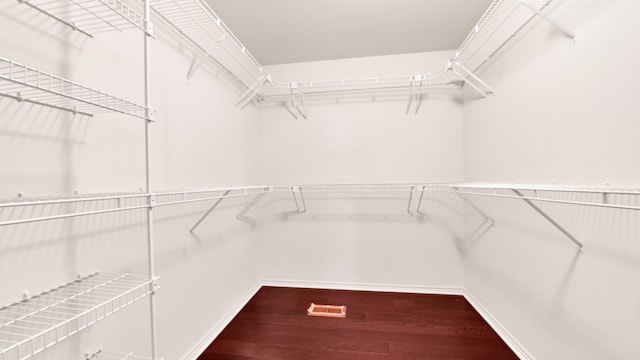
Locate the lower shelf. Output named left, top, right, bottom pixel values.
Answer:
left=86, top=348, right=153, bottom=359
left=0, top=273, right=154, bottom=360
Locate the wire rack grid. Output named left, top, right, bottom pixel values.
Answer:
left=0, top=273, right=153, bottom=360
left=259, top=70, right=462, bottom=99
left=150, top=0, right=264, bottom=88
left=19, top=0, right=147, bottom=37
left=452, top=0, right=554, bottom=73
left=0, top=57, right=148, bottom=119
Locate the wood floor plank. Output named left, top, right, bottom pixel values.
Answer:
left=198, top=287, right=519, bottom=360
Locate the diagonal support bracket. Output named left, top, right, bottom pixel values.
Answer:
left=454, top=189, right=495, bottom=226
left=448, top=61, right=494, bottom=98
left=291, top=186, right=307, bottom=213
left=237, top=188, right=269, bottom=224
left=288, top=83, right=307, bottom=120
left=236, top=74, right=270, bottom=109
left=189, top=189, right=232, bottom=234
left=405, top=75, right=425, bottom=115
left=512, top=189, right=583, bottom=251
left=520, top=1, right=576, bottom=41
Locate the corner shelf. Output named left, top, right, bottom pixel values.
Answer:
left=0, top=273, right=154, bottom=360
left=18, top=0, right=148, bottom=37
left=0, top=57, right=148, bottom=119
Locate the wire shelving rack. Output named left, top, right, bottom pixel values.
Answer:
left=150, top=0, right=264, bottom=88
left=18, top=0, right=148, bottom=37
left=0, top=273, right=153, bottom=360
left=0, top=57, right=148, bottom=119
left=0, top=57, right=146, bottom=119
left=148, top=0, right=571, bottom=105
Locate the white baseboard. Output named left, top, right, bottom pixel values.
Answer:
left=181, top=280, right=532, bottom=360
left=463, top=289, right=533, bottom=360
left=180, top=281, right=262, bottom=360
left=262, top=278, right=464, bottom=296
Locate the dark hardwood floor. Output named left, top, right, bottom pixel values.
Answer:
left=198, top=286, right=519, bottom=360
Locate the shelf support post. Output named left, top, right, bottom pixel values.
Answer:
left=520, top=1, right=576, bottom=40
left=511, top=189, right=583, bottom=251
left=143, top=0, right=159, bottom=358
left=189, top=189, right=232, bottom=233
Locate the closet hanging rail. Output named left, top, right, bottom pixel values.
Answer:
left=0, top=273, right=154, bottom=360
left=0, top=57, right=148, bottom=119
left=17, top=0, right=148, bottom=37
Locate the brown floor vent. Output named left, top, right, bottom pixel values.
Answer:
left=307, top=303, right=347, bottom=318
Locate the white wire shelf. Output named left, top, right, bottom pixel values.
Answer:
left=0, top=273, right=154, bottom=360
left=0, top=57, right=148, bottom=119
left=85, top=348, right=154, bottom=360
left=258, top=71, right=462, bottom=100
left=0, top=187, right=272, bottom=227
left=451, top=0, right=554, bottom=75
left=450, top=183, right=640, bottom=211
left=18, top=0, right=148, bottom=37
left=150, top=0, right=264, bottom=88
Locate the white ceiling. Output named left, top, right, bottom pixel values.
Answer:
left=205, top=0, right=494, bottom=65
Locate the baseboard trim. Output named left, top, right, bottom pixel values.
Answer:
left=463, top=289, right=533, bottom=360
left=261, top=278, right=464, bottom=296
left=180, top=281, right=262, bottom=360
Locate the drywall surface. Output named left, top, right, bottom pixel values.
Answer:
left=0, top=3, right=260, bottom=360
left=462, top=0, right=640, bottom=358
left=256, top=52, right=466, bottom=290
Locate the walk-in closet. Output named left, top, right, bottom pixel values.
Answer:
left=1, top=0, right=638, bottom=359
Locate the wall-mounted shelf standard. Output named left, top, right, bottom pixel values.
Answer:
left=18, top=0, right=149, bottom=37
left=0, top=273, right=154, bottom=360
left=0, top=57, right=148, bottom=119
left=85, top=348, right=155, bottom=360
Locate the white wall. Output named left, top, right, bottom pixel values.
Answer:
left=255, top=52, right=466, bottom=291
left=462, top=0, right=640, bottom=359
left=0, top=3, right=261, bottom=360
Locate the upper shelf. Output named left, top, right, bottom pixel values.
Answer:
left=0, top=57, right=148, bottom=119
left=150, top=0, right=264, bottom=88
left=153, top=0, right=565, bottom=103
left=452, top=0, right=553, bottom=74
left=18, top=0, right=148, bottom=37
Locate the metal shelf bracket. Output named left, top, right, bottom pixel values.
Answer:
left=511, top=189, right=584, bottom=251
left=520, top=1, right=576, bottom=41
left=448, top=61, right=495, bottom=98
left=291, top=186, right=307, bottom=213
left=189, top=189, right=232, bottom=233
left=236, top=187, right=270, bottom=224
left=236, top=74, right=270, bottom=109
left=287, top=83, right=307, bottom=120
left=405, top=75, right=425, bottom=115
